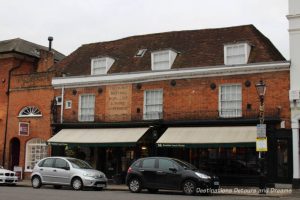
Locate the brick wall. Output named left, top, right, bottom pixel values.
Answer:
left=56, top=70, right=291, bottom=128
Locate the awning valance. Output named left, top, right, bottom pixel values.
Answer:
left=156, top=126, right=257, bottom=148
left=48, top=128, right=149, bottom=147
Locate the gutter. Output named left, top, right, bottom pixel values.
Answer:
left=2, top=58, right=25, bottom=167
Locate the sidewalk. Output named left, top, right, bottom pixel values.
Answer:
left=16, top=180, right=299, bottom=197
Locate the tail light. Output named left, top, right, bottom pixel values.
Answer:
left=127, top=167, right=132, bottom=173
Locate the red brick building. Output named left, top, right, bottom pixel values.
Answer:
left=0, top=38, right=64, bottom=178
left=48, top=25, right=292, bottom=185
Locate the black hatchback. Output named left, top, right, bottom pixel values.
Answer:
left=126, top=157, right=219, bottom=195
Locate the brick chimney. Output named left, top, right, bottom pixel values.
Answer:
left=36, top=49, right=54, bottom=72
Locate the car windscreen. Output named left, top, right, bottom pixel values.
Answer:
left=173, top=159, right=197, bottom=170
left=67, top=159, right=93, bottom=169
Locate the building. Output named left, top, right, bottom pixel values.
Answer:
left=0, top=38, right=64, bottom=178
left=48, top=25, right=292, bottom=185
left=288, top=0, right=300, bottom=189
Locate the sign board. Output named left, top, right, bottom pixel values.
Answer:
left=13, top=166, right=23, bottom=180
left=19, top=122, right=29, bottom=136
left=256, top=124, right=266, bottom=138
left=256, top=138, right=268, bottom=152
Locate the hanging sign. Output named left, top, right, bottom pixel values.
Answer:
left=256, top=137, right=268, bottom=152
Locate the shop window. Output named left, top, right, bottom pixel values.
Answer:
left=18, top=106, right=42, bottom=117
left=25, top=138, right=48, bottom=172
left=219, top=84, right=242, bottom=118
left=144, top=89, right=163, bottom=120
left=79, top=94, right=95, bottom=122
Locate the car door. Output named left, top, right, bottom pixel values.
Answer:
left=39, top=158, right=55, bottom=183
left=156, top=158, right=182, bottom=189
left=52, top=158, right=71, bottom=185
left=139, top=158, right=157, bottom=188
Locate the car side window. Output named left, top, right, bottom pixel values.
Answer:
left=41, top=158, right=55, bottom=168
left=158, top=159, right=178, bottom=171
left=54, top=159, right=69, bottom=169
left=141, top=159, right=155, bottom=168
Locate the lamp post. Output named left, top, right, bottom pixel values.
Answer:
left=255, top=80, right=267, bottom=194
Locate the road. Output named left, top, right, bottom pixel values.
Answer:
left=0, top=186, right=299, bottom=200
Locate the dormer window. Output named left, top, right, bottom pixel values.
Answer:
left=91, top=57, right=115, bottom=75
left=151, top=50, right=177, bottom=71
left=224, top=43, right=251, bottom=65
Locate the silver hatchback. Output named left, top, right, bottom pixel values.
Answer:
left=31, top=157, right=107, bottom=190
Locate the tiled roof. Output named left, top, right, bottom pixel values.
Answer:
left=54, top=25, right=285, bottom=76
left=0, top=38, right=65, bottom=61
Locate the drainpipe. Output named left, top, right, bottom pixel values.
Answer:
left=2, top=58, right=25, bottom=167
left=60, top=86, right=64, bottom=123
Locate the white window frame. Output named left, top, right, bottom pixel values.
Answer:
left=219, top=84, right=242, bottom=118
left=65, top=100, right=72, bottom=109
left=143, top=89, right=163, bottom=120
left=78, top=94, right=95, bottom=122
left=91, top=57, right=115, bottom=75
left=224, top=43, right=251, bottom=65
left=151, top=50, right=177, bottom=71
left=24, top=138, right=48, bottom=172
left=18, top=106, right=42, bottom=118
left=55, top=96, right=62, bottom=106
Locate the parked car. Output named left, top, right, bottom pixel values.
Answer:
left=126, top=157, right=219, bottom=195
left=0, top=165, right=18, bottom=185
left=31, top=157, right=107, bottom=190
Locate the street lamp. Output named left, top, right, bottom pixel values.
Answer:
left=255, top=80, right=267, bottom=194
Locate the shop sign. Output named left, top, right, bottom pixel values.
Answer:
left=256, top=124, right=266, bottom=138
left=256, top=137, right=268, bottom=152
left=19, top=122, right=29, bottom=136
left=157, top=144, right=185, bottom=148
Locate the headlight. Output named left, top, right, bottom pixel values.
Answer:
left=195, top=172, right=211, bottom=179
left=83, top=173, right=95, bottom=177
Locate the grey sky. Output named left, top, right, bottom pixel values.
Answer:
left=0, top=0, right=289, bottom=58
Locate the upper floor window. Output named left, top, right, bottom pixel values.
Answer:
left=19, top=106, right=42, bottom=117
left=135, top=49, right=147, bottom=57
left=91, top=57, right=115, bottom=75
left=144, top=89, right=163, bottom=120
left=151, top=50, right=177, bottom=71
left=79, top=94, right=95, bottom=122
left=224, top=43, right=251, bottom=65
left=219, top=84, right=242, bottom=118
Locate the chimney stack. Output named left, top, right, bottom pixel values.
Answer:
left=48, top=36, right=53, bottom=51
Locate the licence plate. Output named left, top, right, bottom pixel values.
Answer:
left=213, top=181, right=219, bottom=186
left=96, top=184, right=105, bottom=187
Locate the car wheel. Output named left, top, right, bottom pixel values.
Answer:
left=148, top=188, right=158, bottom=193
left=128, top=178, right=142, bottom=193
left=54, top=185, right=62, bottom=189
left=32, top=176, right=42, bottom=189
left=182, top=180, right=196, bottom=195
left=71, top=177, right=83, bottom=191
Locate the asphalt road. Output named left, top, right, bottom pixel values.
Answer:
left=0, top=186, right=298, bottom=200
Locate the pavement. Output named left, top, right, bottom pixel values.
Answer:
left=15, top=180, right=300, bottom=197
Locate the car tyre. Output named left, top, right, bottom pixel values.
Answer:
left=32, top=176, right=42, bottom=189
left=148, top=188, right=158, bottom=193
left=182, top=180, right=196, bottom=195
left=128, top=178, right=142, bottom=193
left=71, top=177, right=83, bottom=191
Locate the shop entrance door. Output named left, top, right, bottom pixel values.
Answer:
left=274, top=130, right=293, bottom=183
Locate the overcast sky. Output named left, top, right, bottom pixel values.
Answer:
left=0, top=0, right=290, bottom=58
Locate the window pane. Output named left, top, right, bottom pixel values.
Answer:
left=42, top=158, right=55, bottom=168
left=219, top=85, right=242, bottom=118
left=226, top=44, right=246, bottom=65
left=153, top=51, right=170, bottom=70
left=142, top=159, right=155, bottom=168
left=144, top=90, right=163, bottom=120
left=79, top=95, right=95, bottom=121
left=158, top=159, right=177, bottom=171
left=54, top=159, right=69, bottom=169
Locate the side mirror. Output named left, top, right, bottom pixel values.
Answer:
left=169, top=167, right=177, bottom=172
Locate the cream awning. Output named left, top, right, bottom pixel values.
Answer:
left=156, top=126, right=257, bottom=147
left=48, top=128, right=149, bottom=146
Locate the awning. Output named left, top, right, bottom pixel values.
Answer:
left=156, top=126, right=257, bottom=148
left=48, top=128, right=149, bottom=147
